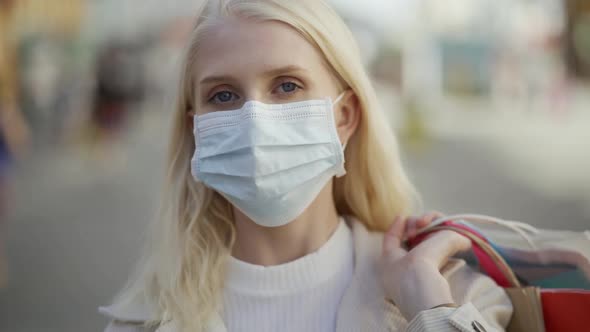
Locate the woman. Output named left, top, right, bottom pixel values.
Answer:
left=100, top=1, right=512, bottom=331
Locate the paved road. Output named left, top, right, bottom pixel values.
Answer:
left=0, top=112, right=587, bottom=332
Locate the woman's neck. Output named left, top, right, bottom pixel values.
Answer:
left=231, top=181, right=340, bottom=266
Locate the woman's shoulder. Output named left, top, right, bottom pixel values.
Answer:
left=103, top=320, right=157, bottom=332
left=99, top=296, right=160, bottom=332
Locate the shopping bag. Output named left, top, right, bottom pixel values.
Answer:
left=437, top=214, right=590, bottom=290
left=407, top=214, right=590, bottom=332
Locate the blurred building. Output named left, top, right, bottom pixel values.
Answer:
left=564, top=0, right=590, bottom=78
left=401, top=0, right=567, bottom=104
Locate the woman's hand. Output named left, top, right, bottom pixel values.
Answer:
left=380, top=212, right=471, bottom=321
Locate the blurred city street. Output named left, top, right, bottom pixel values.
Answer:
left=1, top=0, right=590, bottom=331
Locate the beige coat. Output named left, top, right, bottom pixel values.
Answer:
left=99, top=217, right=513, bottom=332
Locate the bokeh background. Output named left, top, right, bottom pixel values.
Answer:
left=0, top=0, right=589, bottom=331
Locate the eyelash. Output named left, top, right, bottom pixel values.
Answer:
left=207, top=80, right=303, bottom=105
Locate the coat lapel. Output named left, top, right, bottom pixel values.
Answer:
left=335, top=217, right=407, bottom=332
left=154, top=314, right=226, bottom=332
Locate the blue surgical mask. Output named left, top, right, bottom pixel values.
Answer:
left=191, top=93, right=347, bottom=227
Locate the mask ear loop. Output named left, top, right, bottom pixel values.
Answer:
left=333, top=91, right=348, bottom=151
left=333, top=91, right=346, bottom=106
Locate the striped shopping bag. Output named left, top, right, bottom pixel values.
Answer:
left=408, top=214, right=590, bottom=332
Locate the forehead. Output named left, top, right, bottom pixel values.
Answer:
left=194, top=18, right=328, bottom=80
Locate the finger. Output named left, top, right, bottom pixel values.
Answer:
left=383, top=216, right=405, bottom=257
left=404, top=211, right=445, bottom=240
left=405, top=214, right=427, bottom=239
left=411, top=230, right=471, bottom=268
left=422, top=211, right=443, bottom=226
left=406, top=217, right=418, bottom=239
left=418, top=211, right=443, bottom=227
left=410, top=211, right=444, bottom=238
left=383, top=216, right=403, bottom=253
left=403, top=215, right=417, bottom=229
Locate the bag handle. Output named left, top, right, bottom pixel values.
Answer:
left=428, top=214, right=539, bottom=250
left=409, top=223, right=521, bottom=288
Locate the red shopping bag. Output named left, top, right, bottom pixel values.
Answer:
left=408, top=220, right=590, bottom=332
left=541, top=290, right=590, bottom=332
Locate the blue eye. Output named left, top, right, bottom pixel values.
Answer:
left=281, top=82, right=298, bottom=93
left=210, top=91, right=236, bottom=104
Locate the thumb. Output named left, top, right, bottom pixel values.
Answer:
left=413, top=230, right=472, bottom=268
left=382, top=216, right=406, bottom=258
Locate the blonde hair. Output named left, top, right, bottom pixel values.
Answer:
left=111, top=1, right=419, bottom=331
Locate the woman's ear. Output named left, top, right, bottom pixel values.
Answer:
left=334, top=90, right=361, bottom=147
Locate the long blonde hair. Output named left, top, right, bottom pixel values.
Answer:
left=111, top=1, right=419, bottom=331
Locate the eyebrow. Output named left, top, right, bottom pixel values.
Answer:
left=198, top=65, right=308, bottom=85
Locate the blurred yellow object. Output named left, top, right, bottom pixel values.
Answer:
left=0, top=3, right=18, bottom=107
left=399, top=97, right=432, bottom=152
left=12, top=0, right=85, bottom=36
left=0, top=2, right=31, bottom=159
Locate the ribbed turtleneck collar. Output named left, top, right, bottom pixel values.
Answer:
left=225, top=217, right=353, bottom=294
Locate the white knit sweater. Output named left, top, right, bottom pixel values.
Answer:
left=222, top=219, right=353, bottom=332
left=100, top=216, right=513, bottom=332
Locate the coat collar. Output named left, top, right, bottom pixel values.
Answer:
left=99, top=216, right=395, bottom=332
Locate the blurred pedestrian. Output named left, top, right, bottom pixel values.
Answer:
left=92, top=43, right=144, bottom=138
left=89, top=42, right=145, bottom=166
